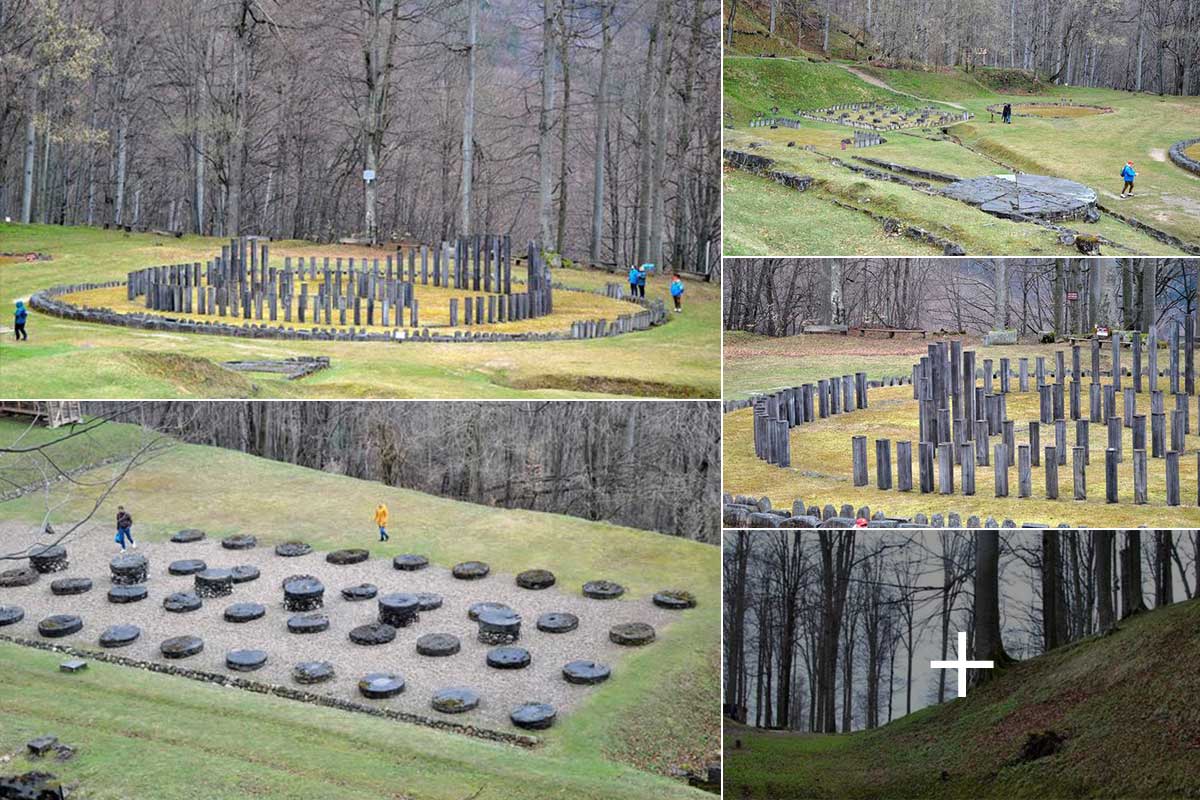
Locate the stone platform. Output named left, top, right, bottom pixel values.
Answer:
left=941, top=174, right=1098, bottom=222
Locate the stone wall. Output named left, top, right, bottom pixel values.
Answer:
left=722, top=149, right=814, bottom=192
left=1168, top=138, right=1200, bottom=177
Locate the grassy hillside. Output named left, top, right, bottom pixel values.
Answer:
left=725, top=597, right=1200, bottom=799
left=723, top=0, right=861, bottom=61
left=0, top=224, right=721, bottom=399
left=723, top=58, right=908, bottom=124
left=0, top=418, right=720, bottom=798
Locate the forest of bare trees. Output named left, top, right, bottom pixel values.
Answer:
left=724, top=258, right=1200, bottom=337
left=723, top=530, right=1199, bottom=731
left=0, top=0, right=720, bottom=271
left=730, top=0, right=1200, bottom=95
left=83, top=401, right=721, bottom=542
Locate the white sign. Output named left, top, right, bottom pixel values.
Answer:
left=362, top=169, right=376, bottom=181
left=930, top=631, right=994, bottom=698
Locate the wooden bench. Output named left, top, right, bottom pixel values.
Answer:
left=853, top=327, right=927, bottom=339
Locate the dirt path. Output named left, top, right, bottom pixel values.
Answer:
left=842, top=65, right=968, bottom=110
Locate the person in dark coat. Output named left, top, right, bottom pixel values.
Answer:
left=115, top=506, right=135, bottom=550
left=13, top=300, right=28, bottom=340
left=1002, top=103, right=1012, bottom=124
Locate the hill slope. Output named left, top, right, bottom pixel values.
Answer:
left=725, top=598, right=1200, bottom=799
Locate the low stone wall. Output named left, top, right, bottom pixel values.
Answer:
left=723, top=149, right=814, bottom=191
left=1168, top=137, right=1200, bottom=176
left=723, top=495, right=1068, bottom=530
left=0, top=634, right=540, bottom=748
left=851, top=156, right=961, bottom=183
left=1095, top=205, right=1200, bottom=256
left=828, top=199, right=966, bottom=255
left=985, top=102, right=1113, bottom=117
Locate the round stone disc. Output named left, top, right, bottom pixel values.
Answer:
left=511, top=702, right=556, bottom=730
left=170, top=528, right=206, bottom=543
left=653, top=590, right=696, bottom=610
left=163, top=591, right=202, bottom=613
left=293, top=660, right=335, bottom=684
left=110, top=553, right=149, bottom=574
left=392, top=554, right=428, bottom=571
left=536, top=612, right=579, bottom=634
left=50, top=577, right=93, bottom=596
left=0, top=566, right=39, bottom=587
left=562, top=660, right=611, bottom=685
left=349, top=622, right=396, bottom=646
left=378, top=593, right=420, bottom=626
left=468, top=601, right=513, bottom=621
left=108, top=584, right=148, bottom=604
left=327, top=548, right=369, bottom=565
left=226, top=649, right=268, bottom=672
left=431, top=687, right=480, bottom=714
left=416, top=592, right=443, bottom=611
left=582, top=580, right=625, bottom=600
left=287, top=613, right=330, bottom=634
left=358, top=672, right=405, bottom=699
left=224, top=602, right=266, bottom=623
left=610, top=622, right=656, bottom=646
left=230, top=565, right=260, bottom=584
left=161, top=635, right=204, bottom=659
left=282, top=576, right=323, bottom=596
left=37, top=614, right=82, bottom=638
left=168, top=559, right=207, bottom=576
left=0, top=606, right=26, bottom=627
left=340, top=583, right=378, bottom=601
left=275, top=541, right=312, bottom=557
left=452, top=561, right=490, bottom=580
left=516, top=569, right=556, bottom=590
left=416, top=633, right=461, bottom=657
left=486, top=646, right=531, bottom=670
left=99, top=624, right=141, bottom=648
left=29, top=544, right=67, bottom=572
left=221, top=534, right=257, bottom=550
left=195, top=568, right=234, bottom=597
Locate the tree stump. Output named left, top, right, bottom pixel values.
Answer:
left=99, top=624, right=141, bottom=648
left=37, top=615, right=82, bottom=638
left=170, top=529, right=206, bottom=543
left=477, top=609, right=522, bottom=645
left=609, top=622, right=655, bottom=646
left=582, top=580, right=625, bottom=600
left=286, top=613, right=330, bottom=634
left=168, top=559, right=207, bottom=576
left=0, top=566, right=39, bottom=587
left=274, top=541, right=312, bottom=558
left=653, top=590, right=696, bottom=610
left=0, top=606, right=26, bottom=627
left=510, top=702, right=556, bottom=730
left=110, top=553, right=148, bottom=585
left=226, top=649, right=268, bottom=672
left=416, top=632, right=461, bottom=657
left=452, top=561, right=490, bottom=580
left=486, top=646, right=531, bottom=670
left=358, top=672, right=405, bottom=699
left=536, top=612, right=579, bottom=634
left=516, top=569, right=556, bottom=590
left=29, top=545, right=68, bottom=574
left=160, top=635, right=204, bottom=659
left=293, top=661, right=335, bottom=685
left=349, top=622, right=396, bottom=646
left=378, top=593, right=421, bottom=627
left=50, top=577, right=92, bottom=596
left=392, top=554, right=428, bottom=571
left=223, top=602, right=266, bottom=623
left=195, top=568, right=235, bottom=598
left=107, top=584, right=148, bottom=604
left=562, top=660, right=611, bottom=685
left=230, top=565, right=260, bottom=584
left=163, top=591, right=202, bottom=613
left=221, top=534, right=257, bottom=550
left=468, top=601, right=512, bottom=622
left=326, top=548, right=369, bottom=565
left=340, top=583, right=378, bottom=601
left=282, top=576, right=324, bottom=611
left=431, top=687, right=480, bottom=714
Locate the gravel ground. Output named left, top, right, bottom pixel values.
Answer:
left=0, top=523, right=683, bottom=732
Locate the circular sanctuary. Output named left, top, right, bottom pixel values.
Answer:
left=30, top=234, right=665, bottom=344
left=986, top=101, right=1113, bottom=118
left=941, top=174, right=1098, bottom=222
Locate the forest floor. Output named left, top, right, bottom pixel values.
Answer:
left=722, top=55, right=1200, bottom=256
left=0, top=417, right=719, bottom=799
left=722, top=332, right=1200, bottom=527
left=723, top=596, right=1200, bottom=799
left=0, top=224, right=721, bottom=399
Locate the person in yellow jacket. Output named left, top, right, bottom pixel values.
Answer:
left=374, top=503, right=389, bottom=542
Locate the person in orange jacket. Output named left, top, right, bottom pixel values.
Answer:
left=374, top=502, right=389, bottom=542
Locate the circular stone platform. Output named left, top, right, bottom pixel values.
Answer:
left=582, top=580, right=625, bottom=600
left=987, top=102, right=1112, bottom=118
left=163, top=591, right=202, bottom=613
left=170, top=528, right=206, bottom=543
left=0, top=606, right=26, bottom=627
left=38, top=614, right=82, bottom=638
left=326, top=548, right=369, bottom=565
left=286, top=613, right=330, bottom=634
left=452, top=561, right=490, bottom=580
left=653, top=590, right=697, bottom=610
left=274, top=541, right=312, bottom=558
left=392, top=554, right=428, bottom=571
left=99, top=623, right=141, bottom=648
left=431, top=687, right=480, bottom=714
left=230, top=565, right=260, bottom=584
left=358, top=672, right=405, bottom=699
left=416, top=592, right=443, bottom=611
left=110, top=553, right=149, bottom=585
left=29, top=544, right=68, bottom=573
left=349, top=622, right=396, bottom=646
left=168, top=559, right=207, bottom=576
left=468, top=601, right=512, bottom=621
left=282, top=576, right=324, bottom=611
left=515, top=569, right=556, bottom=590
left=107, top=584, right=148, bottom=604
left=226, top=649, right=268, bottom=672
left=0, top=566, right=39, bottom=587
left=536, top=612, right=579, bottom=634
left=510, top=702, right=556, bottom=730
left=293, top=660, right=335, bottom=684
left=609, top=622, right=656, bottom=646
left=221, top=534, right=257, bottom=550
left=50, top=577, right=93, bottom=596
left=195, top=568, right=235, bottom=598
left=941, top=174, right=1097, bottom=221
left=340, top=583, right=378, bottom=601
left=486, top=646, right=531, bottom=670
left=562, top=660, right=611, bottom=685
left=416, top=633, right=461, bottom=657
left=223, top=602, right=266, bottom=623
left=161, top=635, right=204, bottom=659
left=377, top=593, right=420, bottom=627
left=477, top=608, right=521, bottom=645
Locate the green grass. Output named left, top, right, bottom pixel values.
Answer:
left=0, top=414, right=153, bottom=491
left=0, top=224, right=721, bottom=399
left=725, top=597, right=1200, bottom=799
left=723, top=58, right=1200, bottom=254
left=722, top=0, right=861, bottom=61
left=0, top=423, right=720, bottom=797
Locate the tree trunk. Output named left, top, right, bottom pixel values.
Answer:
left=1053, top=259, right=1064, bottom=334
left=538, top=0, right=556, bottom=250
left=647, top=4, right=676, bottom=269
left=994, top=259, right=1009, bottom=328
left=555, top=6, right=571, bottom=257
left=1154, top=531, right=1174, bottom=607
left=458, top=0, right=477, bottom=235
left=588, top=0, right=611, bottom=264
left=972, top=531, right=1009, bottom=683
left=1140, top=259, right=1157, bottom=332
left=1119, top=530, right=1148, bottom=619
left=1095, top=530, right=1115, bottom=633
left=114, top=112, right=129, bottom=225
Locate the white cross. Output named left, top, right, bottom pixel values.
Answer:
left=930, top=631, right=993, bottom=698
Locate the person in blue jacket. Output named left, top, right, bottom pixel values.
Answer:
left=1120, top=161, right=1136, bottom=196
left=670, top=274, right=685, bottom=312
left=13, top=300, right=28, bottom=341
left=636, top=264, right=648, bottom=298
left=628, top=265, right=639, bottom=297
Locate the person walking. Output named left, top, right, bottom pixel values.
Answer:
left=13, top=300, right=28, bottom=341
left=627, top=264, right=639, bottom=298
left=1120, top=161, right=1137, bottom=196
left=374, top=502, right=389, bottom=542
left=669, top=274, right=685, bottom=312
left=636, top=265, right=648, bottom=298
left=115, top=506, right=135, bottom=550
left=1002, top=103, right=1012, bottom=124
